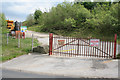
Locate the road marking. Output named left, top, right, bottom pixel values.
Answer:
left=54, top=49, right=75, bottom=52
left=102, top=60, right=112, bottom=63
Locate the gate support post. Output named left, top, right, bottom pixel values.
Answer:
left=49, top=33, right=53, bottom=55
left=114, top=34, right=117, bottom=59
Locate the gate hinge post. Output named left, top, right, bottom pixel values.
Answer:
left=49, top=33, right=53, bottom=55
left=114, top=34, right=117, bottom=59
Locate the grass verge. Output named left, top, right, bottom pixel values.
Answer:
left=117, top=54, right=120, bottom=59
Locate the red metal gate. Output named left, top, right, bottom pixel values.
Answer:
left=49, top=33, right=117, bottom=59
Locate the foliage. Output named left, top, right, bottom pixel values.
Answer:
left=74, top=0, right=112, bottom=10
left=0, top=13, right=7, bottom=27
left=63, top=18, right=76, bottom=31
left=24, top=2, right=119, bottom=38
left=117, top=54, right=120, bottom=59
left=82, top=2, right=119, bottom=37
left=28, top=25, right=43, bottom=32
left=24, top=14, right=35, bottom=27
left=34, top=10, right=42, bottom=24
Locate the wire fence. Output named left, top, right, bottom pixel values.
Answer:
left=2, top=33, right=39, bottom=52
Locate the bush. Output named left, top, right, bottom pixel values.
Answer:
left=117, top=54, right=120, bottom=59
left=26, top=2, right=119, bottom=38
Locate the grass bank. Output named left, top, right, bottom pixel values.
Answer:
left=1, top=27, right=39, bottom=62
left=28, top=25, right=42, bottom=32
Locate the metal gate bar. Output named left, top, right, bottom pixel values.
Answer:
left=49, top=33, right=117, bottom=59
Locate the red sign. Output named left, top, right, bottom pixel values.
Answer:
left=58, top=40, right=65, bottom=45
left=90, top=39, right=99, bottom=47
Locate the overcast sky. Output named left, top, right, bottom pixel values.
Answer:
left=1, top=0, right=116, bottom=22
left=1, top=0, right=74, bottom=22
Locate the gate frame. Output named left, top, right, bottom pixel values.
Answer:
left=49, top=33, right=117, bottom=59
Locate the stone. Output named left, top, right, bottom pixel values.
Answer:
left=33, top=45, right=49, bottom=54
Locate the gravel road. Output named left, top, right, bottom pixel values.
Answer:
left=25, top=31, right=49, bottom=45
left=25, top=30, right=59, bottom=46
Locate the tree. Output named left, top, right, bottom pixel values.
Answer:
left=26, top=14, right=35, bottom=26
left=110, top=3, right=120, bottom=34
left=74, top=0, right=112, bottom=10
left=41, top=2, right=76, bottom=32
left=0, top=13, right=7, bottom=27
left=25, top=1, right=119, bottom=37
left=34, top=10, right=42, bottom=24
left=84, top=2, right=119, bottom=36
left=63, top=18, right=76, bottom=31
left=73, top=4, right=91, bottom=27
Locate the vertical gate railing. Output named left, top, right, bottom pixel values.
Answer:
left=49, top=33, right=117, bottom=59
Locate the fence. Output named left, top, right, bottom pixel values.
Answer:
left=2, top=33, right=39, bottom=52
left=49, top=33, right=117, bottom=59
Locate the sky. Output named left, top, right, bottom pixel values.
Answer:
left=1, top=0, right=74, bottom=22
left=0, top=0, right=117, bottom=22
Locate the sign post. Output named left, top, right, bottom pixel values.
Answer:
left=21, top=26, right=27, bottom=39
left=21, top=26, right=27, bottom=32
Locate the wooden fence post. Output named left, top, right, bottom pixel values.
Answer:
left=7, top=33, right=9, bottom=45
left=32, top=34, right=34, bottom=51
left=49, top=33, right=53, bottom=55
left=18, top=33, right=20, bottom=48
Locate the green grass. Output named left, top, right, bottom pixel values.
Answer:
left=28, top=25, right=42, bottom=32
left=28, top=25, right=50, bottom=35
left=1, top=27, right=39, bottom=62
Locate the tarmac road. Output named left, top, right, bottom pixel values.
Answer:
left=2, top=68, right=67, bottom=78
left=1, top=54, right=119, bottom=78
left=1, top=69, right=119, bottom=80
